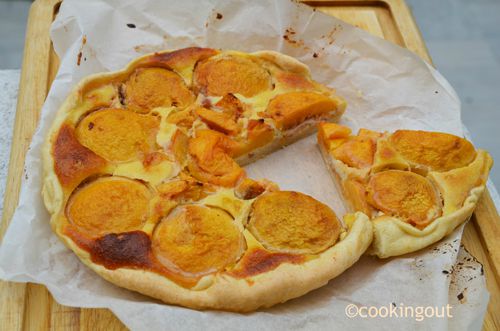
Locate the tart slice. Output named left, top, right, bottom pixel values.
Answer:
left=317, top=123, right=493, bottom=258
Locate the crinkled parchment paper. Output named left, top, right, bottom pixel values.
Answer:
left=0, top=0, right=490, bottom=330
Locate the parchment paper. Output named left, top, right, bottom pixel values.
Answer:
left=0, top=0, right=490, bottom=330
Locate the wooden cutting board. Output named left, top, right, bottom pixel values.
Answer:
left=1, top=0, right=499, bottom=330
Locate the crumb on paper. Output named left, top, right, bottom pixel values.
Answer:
left=76, top=35, right=87, bottom=66
left=206, top=10, right=224, bottom=28
left=457, top=288, right=468, bottom=304
left=283, top=28, right=305, bottom=48
left=312, top=24, right=345, bottom=58
left=127, top=23, right=136, bottom=28
left=320, top=24, right=342, bottom=46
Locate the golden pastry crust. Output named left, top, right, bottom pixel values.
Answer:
left=60, top=211, right=372, bottom=312
left=317, top=123, right=493, bottom=258
left=42, top=47, right=363, bottom=312
left=52, top=124, right=108, bottom=190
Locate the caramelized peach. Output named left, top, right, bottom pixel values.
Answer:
left=156, top=179, right=189, bottom=198
left=166, top=108, right=195, bottom=129
left=231, top=119, right=275, bottom=158
left=215, top=94, right=244, bottom=119
left=67, top=177, right=151, bottom=237
left=170, top=129, right=189, bottom=165
left=153, top=199, right=179, bottom=222
left=187, top=130, right=244, bottom=187
left=194, top=55, right=271, bottom=97
left=318, top=122, right=351, bottom=140
left=195, top=107, right=238, bottom=134
left=125, top=68, right=194, bottom=113
left=157, top=176, right=208, bottom=202
left=76, top=109, right=159, bottom=162
left=366, top=170, right=441, bottom=228
left=142, top=151, right=168, bottom=168
left=235, top=178, right=273, bottom=200
left=152, top=205, right=244, bottom=276
left=153, top=174, right=213, bottom=221
left=248, top=191, right=341, bottom=254
left=389, top=130, right=476, bottom=172
left=266, top=92, right=338, bottom=130
left=317, top=122, right=351, bottom=151
left=358, top=128, right=382, bottom=142
left=333, top=136, right=376, bottom=169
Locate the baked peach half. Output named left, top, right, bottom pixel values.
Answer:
left=195, top=107, right=238, bottom=135
left=366, top=170, right=442, bottom=229
left=267, top=92, right=339, bottom=130
left=76, top=108, right=159, bottom=163
left=389, top=130, right=476, bottom=172
left=317, top=122, right=376, bottom=169
left=193, top=55, right=272, bottom=97
left=166, top=108, right=196, bottom=129
left=66, top=177, right=152, bottom=237
left=152, top=205, right=245, bottom=277
left=187, top=130, right=245, bottom=187
left=231, top=119, right=275, bottom=158
left=125, top=67, right=195, bottom=113
left=248, top=191, right=342, bottom=254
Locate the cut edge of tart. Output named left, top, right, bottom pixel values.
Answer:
left=317, top=122, right=493, bottom=258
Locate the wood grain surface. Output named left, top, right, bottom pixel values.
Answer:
left=0, top=0, right=498, bottom=330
